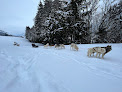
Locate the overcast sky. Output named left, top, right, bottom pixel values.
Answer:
left=0, top=0, right=41, bottom=35
left=0, top=0, right=119, bottom=36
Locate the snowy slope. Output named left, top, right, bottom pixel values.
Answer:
left=0, top=36, right=122, bottom=92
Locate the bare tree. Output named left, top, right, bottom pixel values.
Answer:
left=100, top=0, right=117, bottom=15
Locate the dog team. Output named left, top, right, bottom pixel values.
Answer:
left=13, top=41, right=112, bottom=59
left=43, top=43, right=112, bottom=59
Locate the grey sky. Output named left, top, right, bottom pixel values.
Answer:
left=0, top=0, right=41, bottom=35
left=0, top=0, right=119, bottom=36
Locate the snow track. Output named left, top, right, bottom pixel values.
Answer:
left=0, top=36, right=122, bottom=92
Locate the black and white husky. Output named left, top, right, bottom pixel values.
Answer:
left=32, top=44, right=38, bottom=48
left=87, top=45, right=112, bottom=59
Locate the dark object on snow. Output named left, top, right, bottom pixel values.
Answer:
left=32, top=44, right=38, bottom=48
left=101, top=45, right=112, bottom=54
left=13, top=42, right=20, bottom=46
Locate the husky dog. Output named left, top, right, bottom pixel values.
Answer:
left=44, top=43, right=49, bottom=48
left=70, top=43, right=78, bottom=51
left=14, top=42, right=20, bottom=46
left=93, top=45, right=112, bottom=58
left=60, top=44, right=65, bottom=49
left=32, top=44, right=38, bottom=48
left=74, top=44, right=79, bottom=51
left=54, top=44, right=61, bottom=49
left=93, top=47, right=106, bottom=58
left=54, top=44, right=65, bottom=49
left=70, top=43, right=75, bottom=50
left=87, top=48, right=95, bottom=57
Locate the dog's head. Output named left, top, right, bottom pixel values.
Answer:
left=106, top=45, right=112, bottom=53
left=32, top=44, right=35, bottom=47
left=107, top=45, right=112, bottom=50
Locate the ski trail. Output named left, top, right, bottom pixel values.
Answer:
left=51, top=49, right=122, bottom=79
left=32, top=67, right=70, bottom=92
left=15, top=49, right=70, bottom=92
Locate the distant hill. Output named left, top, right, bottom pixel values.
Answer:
left=0, top=30, right=12, bottom=36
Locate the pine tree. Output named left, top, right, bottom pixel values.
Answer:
left=43, top=0, right=53, bottom=17
left=34, top=1, right=44, bottom=33
left=65, top=0, right=92, bottom=43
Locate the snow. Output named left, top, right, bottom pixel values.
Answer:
left=0, top=36, right=122, bottom=92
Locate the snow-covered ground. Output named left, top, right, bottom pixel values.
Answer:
left=0, top=36, right=122, bottom=92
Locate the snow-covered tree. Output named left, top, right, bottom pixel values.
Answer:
left=34, top=1, right=44, bottom=33
left=25, top=0, right=121, bottom=44
left=25, top=0, right=96, bottom=44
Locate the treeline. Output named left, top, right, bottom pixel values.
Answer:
left=25, top=0, right=122, bottom=44
left=0, top=30, right=12, bottom=36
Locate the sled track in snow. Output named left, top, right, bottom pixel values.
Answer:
left=48, top=49, right=122, bottom=79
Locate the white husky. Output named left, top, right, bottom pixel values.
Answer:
left=70, top=43, right=78, bottom=51
left=87, top=48, right=95, bottom=57
left=70, top=43, right=75, bottom=50
left=44, top=43, right=49, bottom=48
left=60, top=44, right=65, bottom=49
left=93, top=47, right=106, bottom=58
left=55, top=44, right=65, bottom=49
